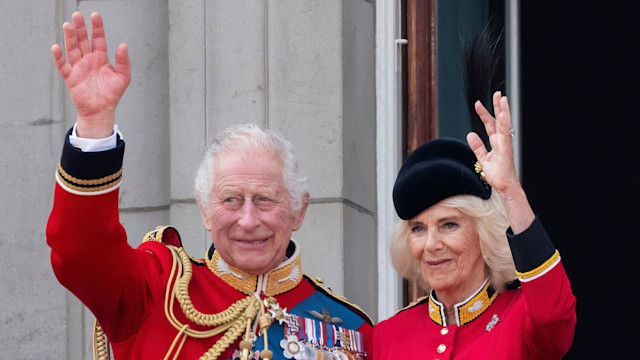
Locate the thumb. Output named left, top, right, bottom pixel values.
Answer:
left=114, top=43, right=131, bottom=84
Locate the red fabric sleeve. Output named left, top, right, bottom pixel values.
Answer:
left=522, top=262, right=577, bottom=358
left=46, top=185, right=170, bottom=342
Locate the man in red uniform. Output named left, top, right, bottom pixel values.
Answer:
left=47, top=12, right=372, bottom=360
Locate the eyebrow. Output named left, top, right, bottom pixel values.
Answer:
left=408, top=215, right=462, bottom=226
left=214, top=189, right=241, bottom=198
left=438, top=215, right=461, bottom=222
left=215, top=187, right=283, bottom=200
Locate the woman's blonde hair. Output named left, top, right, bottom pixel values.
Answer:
left=390, top=192, right=517, bottom=293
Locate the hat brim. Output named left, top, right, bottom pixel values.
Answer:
left=392, top=138, right=491, bottom=220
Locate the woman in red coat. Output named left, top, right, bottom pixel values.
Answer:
left=372, top=90, right=577, bottom=359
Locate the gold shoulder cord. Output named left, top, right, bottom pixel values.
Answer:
left=92, top=319, right=110, bottom=360
left=92, top=245, right=274, bottom=360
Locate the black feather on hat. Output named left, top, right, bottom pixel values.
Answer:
left=392, top=25, right=502, bottom=220
left=461, top=24, right=504, bottom=150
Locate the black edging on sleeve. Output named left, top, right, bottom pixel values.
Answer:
left=507, top=216, right=557, bottom=273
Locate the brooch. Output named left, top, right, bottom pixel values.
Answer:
left=485, top=314, right=500, bottom=332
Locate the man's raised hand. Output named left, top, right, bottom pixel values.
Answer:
left=52, top=12, right=131, bottom=138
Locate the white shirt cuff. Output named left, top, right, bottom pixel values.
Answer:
left=69, top=124, right=119, bottom=152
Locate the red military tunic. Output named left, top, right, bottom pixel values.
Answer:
left=47, top=130, right=373, bottom=360
left=373, top=218, right=576, bottom=359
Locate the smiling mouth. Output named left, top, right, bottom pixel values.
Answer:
left=426, top=259, right=451, bottom=267
left=234, top=238, right=269, bottom=245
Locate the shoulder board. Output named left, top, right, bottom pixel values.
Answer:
left=304, top=274, right=373, bottom=326
left=142, top=225, right=182, bottom=246
left=394, top=295, right=430, bottom=316
left=142, top=225, right=204, bottom=265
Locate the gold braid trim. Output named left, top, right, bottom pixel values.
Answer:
left=264, top=255, right=301, bottom=296
left=457, top=280, right=498, bottom=326
left=164, top=245, right=261, bottom=360
left=58, top=163, right=122, bottom=186
left=92, top=319, right=110, bottom=360
left=305, top=275, right=374, bottom=325
left=91, top=245, right=261, bottom=360
left=205, top=241, right=304, bottom=297
left=58, top=176, right=121, bottom=193
left=516, top=250, right=560, bottom=281
left=205, top=250, right=256, bottom=295
left=143, top=226, right=205, bottom=265
left=394, top=295, right=428, bottom=316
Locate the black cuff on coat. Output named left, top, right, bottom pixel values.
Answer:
left=507, top=216, right=557, bottom=274
left=57, top=127, right=125, bottom=193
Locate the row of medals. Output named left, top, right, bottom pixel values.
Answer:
left=281, top=334, right=360, bottom=360
left=239, top=298, right=363, bottom=360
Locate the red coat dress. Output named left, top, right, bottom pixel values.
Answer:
left=47, top=130, right=373, bottom=360
left=373, top=218, right=576, bottom=360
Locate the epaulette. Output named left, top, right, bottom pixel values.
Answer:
left=142, top=225, right=204, bottom=265
left=304, top=274, right=373, bottom=326
left=393, top=295, right=429, bottom=316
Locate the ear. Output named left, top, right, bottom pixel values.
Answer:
left=291, top=192, right=310, bottom=231
left=199, top=203, right=213, bottom=231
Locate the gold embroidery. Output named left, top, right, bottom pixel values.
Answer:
left=428, top=296, right=444, bottom=326
left=58, top=163, right=122, bottom=186
left=206, top=251, right=256, bottom=295
left=265, top=257, right=301, bottom=296
left=205, top=247, right=303, bottom=297
left=57, top=177, right=121, bottom=193
left=305, top=276, right=373, bottom=325
left=474, top=161, right=486, bottom=182
left=395, top=295, right=428, bottom=316
left=516, top=250, right=560, bottom=281
left=428, top=280, right=498, bottom=326
left=142, top=226, right=173, bottom=243
left=457, top=281, right=498, bottom=326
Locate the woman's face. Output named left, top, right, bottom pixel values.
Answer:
left=408, top=203, right=486, bottom=299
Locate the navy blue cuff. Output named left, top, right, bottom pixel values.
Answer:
left=57, top=127, right=125, bottom=193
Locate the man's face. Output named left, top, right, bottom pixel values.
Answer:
left=201, top=149, right=307, bottom=275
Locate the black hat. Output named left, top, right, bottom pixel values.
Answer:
left=392, top=137, right=491, bottom=220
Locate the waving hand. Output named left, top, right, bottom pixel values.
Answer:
left=467, top=91, right=535, bottom=233
left=52, top=12, right=130, bottom=138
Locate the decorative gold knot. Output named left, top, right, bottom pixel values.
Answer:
left=474, top=161, right=486, bottom=182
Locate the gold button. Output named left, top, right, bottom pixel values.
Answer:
left=437, top=344, right=446, bottom=353
left=440, top=328, right=449, bottom=335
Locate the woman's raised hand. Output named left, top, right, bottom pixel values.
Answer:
left=467, top=91, right=535, bottom=233
left=467, top=91, right=519, bottom=194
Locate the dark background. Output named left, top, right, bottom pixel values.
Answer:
left=520, top=2, right=639, bottom=358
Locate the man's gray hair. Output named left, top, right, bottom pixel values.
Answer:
left=194, top=123, right=308, bottom=216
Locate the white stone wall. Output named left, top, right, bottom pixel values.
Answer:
left=0, top=1, right=377, bottom=358
left=1, top=1, right=68, bottom=358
